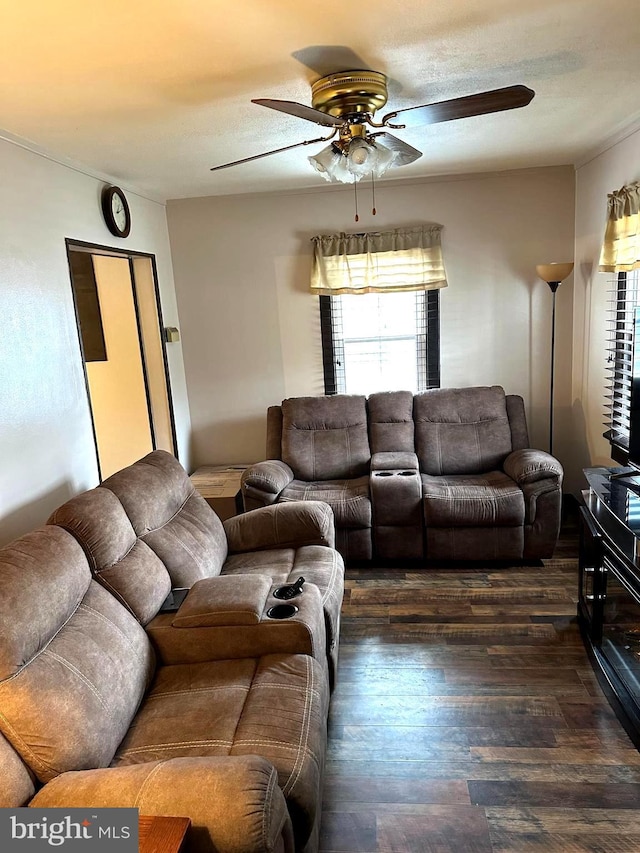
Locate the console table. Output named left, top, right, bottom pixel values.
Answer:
left=190, top=465, right=246, bottom=520
left=139, top=815, right=190, bottom=853
left=579, top=467, right=640, bottom=747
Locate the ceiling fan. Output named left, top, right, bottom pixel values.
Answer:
left=210, top=70, right=535, bottom=184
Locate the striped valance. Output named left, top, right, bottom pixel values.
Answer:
left=599, top=181, right=640, bottom=273
left=310, top=224, right=448, bottom=295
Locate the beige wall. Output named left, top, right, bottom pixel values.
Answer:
left=0, top=136, right=190, bottom=546
left=167, top=165, right=575, bottom=469
left=570, top=126, right=640, bottom=494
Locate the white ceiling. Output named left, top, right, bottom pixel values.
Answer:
left=2, top=0, right=640, bottom=201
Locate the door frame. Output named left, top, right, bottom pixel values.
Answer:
left=65, top=238, right=178, bottom=480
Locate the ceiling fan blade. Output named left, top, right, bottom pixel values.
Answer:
left=252, top=98, right=344, bottom=128
left=372, top=132, right=422, bottom=166
left=382, top=85, right=535, bottom=128
left=210, top=133, right=336, bottom=172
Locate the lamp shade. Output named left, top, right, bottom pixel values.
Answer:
left=308, top=144, right=342, bottom=182
left=536, top=262, right=574, bottom=284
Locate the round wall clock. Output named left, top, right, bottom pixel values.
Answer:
left=101, top=185, right=131, bottom=238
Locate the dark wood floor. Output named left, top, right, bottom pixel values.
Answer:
left=320, top=518, right=640, bottom=852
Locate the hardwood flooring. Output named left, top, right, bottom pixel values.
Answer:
left=319, top=517, right=640, bottom=852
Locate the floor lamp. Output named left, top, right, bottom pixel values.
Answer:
left=535, top=262, right=574, bottom=456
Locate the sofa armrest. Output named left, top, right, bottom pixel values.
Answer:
left=147, top=577, right=326, bottom=665
left=241, top=461, right=294, bottom=507
left=29, top=756, right=293, bottom=853
left=224, top=502, right=335, bottom=552
left=503, top=448, right=563, bottom=486
left=370, top=451, right=419, bottom=471
left=173, top=575, right=272, bottom=627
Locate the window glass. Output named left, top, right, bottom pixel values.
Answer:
left=320, top=290, right=440, bottom=395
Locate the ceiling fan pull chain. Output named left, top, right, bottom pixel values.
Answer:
left=371, top=172, right=377, bottom=216
left=354, top=180, right=359, bottom=223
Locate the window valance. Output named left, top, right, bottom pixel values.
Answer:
left=599, top=181, right=640, bottom=273
left=310, top=224, right=448, bottom=295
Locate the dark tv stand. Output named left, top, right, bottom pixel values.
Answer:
left=607, top=468, right=640, bottom=497
left=609, top=467, right=640, bottom=481
left=579, top=468, right=640, bottom=749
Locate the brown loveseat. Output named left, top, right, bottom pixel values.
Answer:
left=0, top=452, right=346, bottom=853
left=49, top=450, right=344, bottom=687
left=241, top=386, right=564, bottom=563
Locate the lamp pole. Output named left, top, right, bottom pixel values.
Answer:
left=535, top=262, right=574, bottom=458
left=547, top=280, right=560, bottom=457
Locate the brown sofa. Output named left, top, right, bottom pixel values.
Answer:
left=49, top=450, right=344, bottom=687
left=0, top=452, right=346, bottom=853
left=241, top=386, right=564, bottom=563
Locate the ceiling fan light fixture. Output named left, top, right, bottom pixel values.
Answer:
left=346, top=138, right=375, bottom=177
left=308, top=143, right=342, bottom=181
left=309, top=137, right=400, bottom=184
left=368, top=140, right=398, bottom=177
left=346, top=138, right=399, bottom=180
left=308, top=144, right=357, bottom=183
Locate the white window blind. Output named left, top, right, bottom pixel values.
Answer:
left=605, top=269, right=640, bottom=453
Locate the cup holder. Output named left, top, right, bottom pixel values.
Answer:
left=398, top=470, right=417, bottom=476
left=267, top=604, right=299, bottom=619
left=273, top=576, right=305, bottom=599
left=374, top=471, right=393, bottom=477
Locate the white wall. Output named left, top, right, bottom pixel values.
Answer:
left=0, top=137, right=190, bottom=546
left=570, top=126, right=640, bottom=494
left=167, top=165, right=575, bottom=469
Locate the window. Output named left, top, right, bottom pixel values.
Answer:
left=605, top=268, right=640, bottom=461
left=311, top=224, right=447, bottom=396
left=320, top=289, right=440, bottom=395
left=599, top=181, right=640, bottom=462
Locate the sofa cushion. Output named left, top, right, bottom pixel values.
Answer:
left=425, top=525, right=525, bottom=561
left=114, top=654, right=328, bottom=849
left=414, top=386, right=514, bottom=475
left=367, top=390, right=416, bottom=454
left=279, top=477, right=371, bottom=529
left=0, top=527, right=154, bottom=783
left=281, top=395, right=370, bottom=481
left=101, top=451, right=228, bottom=587
left=421, top=471, right=525, bottom=527
left=49, top=487, right=171, bottom=625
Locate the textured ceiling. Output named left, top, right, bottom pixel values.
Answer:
left=1, top=0, right=639, bottom=201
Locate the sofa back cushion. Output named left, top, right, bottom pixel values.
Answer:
left=368, top=391, right=415, bottom=453
left=414, top=386, right=514, bottom=475
left=49, top=488, right=172, bottom=625
left=506, top=394, right=530, bottom=450
left=0, top=527, right=154, bottom=783
left=281, top=395, right=370, bottom=480
left=100, top=450, right=228, bottom=587
left=266, top=405, right=284, bottom=460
